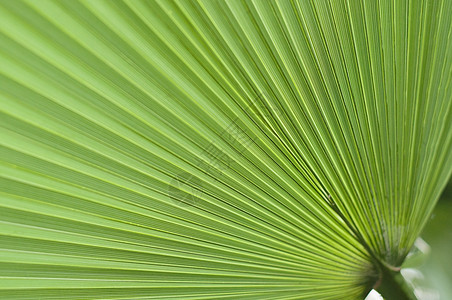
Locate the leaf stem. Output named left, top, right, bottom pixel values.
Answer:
left=374, top=262, right=417, bottom=300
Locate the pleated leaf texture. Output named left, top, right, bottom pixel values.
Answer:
left=0, top=0, right=451, bottom=299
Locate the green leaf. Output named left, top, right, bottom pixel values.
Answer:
left=0, top=0, right=451, bottom=299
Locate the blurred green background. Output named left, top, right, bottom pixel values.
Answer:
left=417, top=179, right=452, bottom=299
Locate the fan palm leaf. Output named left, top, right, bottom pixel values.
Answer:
left=0, top=0, right=451, bottom=299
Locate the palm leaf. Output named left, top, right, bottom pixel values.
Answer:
left=0, top=0, right=451, bottom=299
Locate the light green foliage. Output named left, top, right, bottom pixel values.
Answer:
left=0, top=0, right=451, bottom=299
